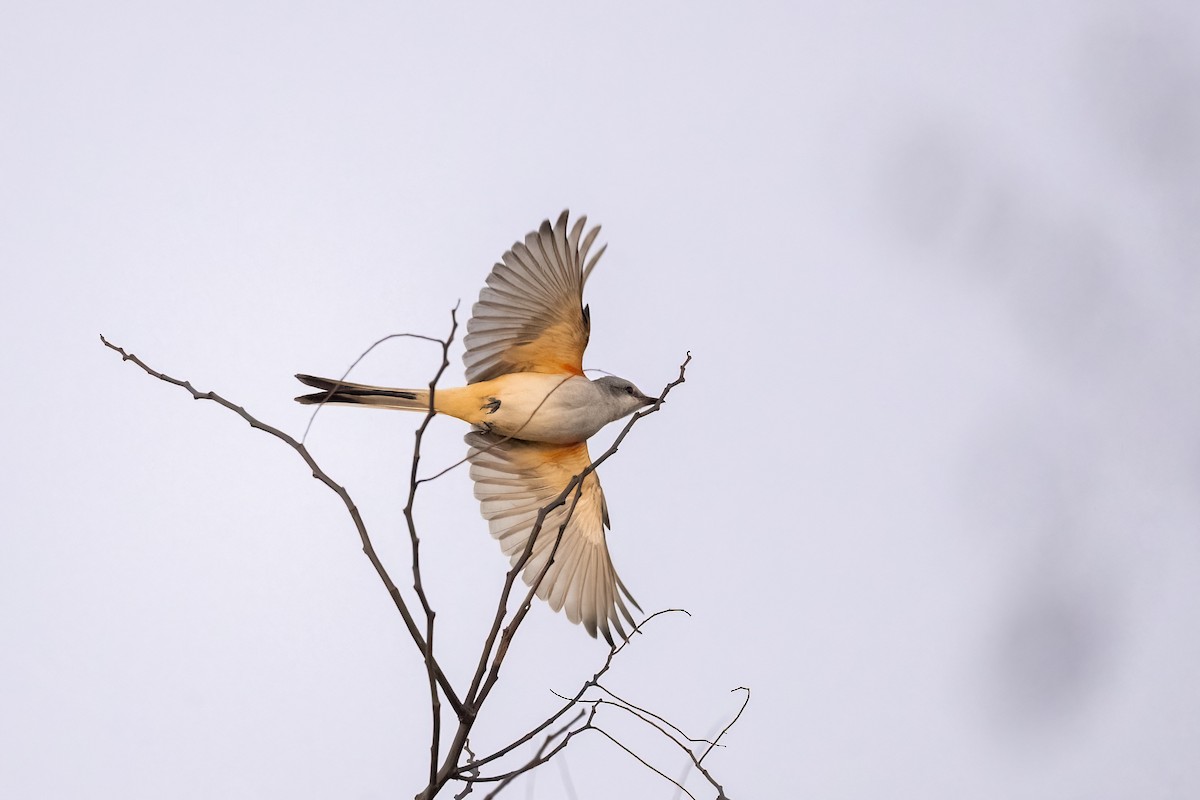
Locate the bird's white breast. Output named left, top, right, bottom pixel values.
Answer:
left=483, top=373, right=608, bottom=444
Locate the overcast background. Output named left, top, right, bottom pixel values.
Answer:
left=3, top=2, right=1199, bottom=798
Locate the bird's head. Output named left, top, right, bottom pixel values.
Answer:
left=594, top=375, right=658, bottom=421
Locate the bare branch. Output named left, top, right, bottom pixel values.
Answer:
left=98, top=333, right=466, bottom=719
left=463, top=608, right=689, bottom=774
left=465, top=673, right=742, bottom=800
left=103, top=334, right=715, bottom=799
left=476, top=710, right=586, bottom=799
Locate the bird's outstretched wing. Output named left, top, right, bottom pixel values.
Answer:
left=466, top=431, right=639, bottom=644
left=463, top=210, right=606, bottom=384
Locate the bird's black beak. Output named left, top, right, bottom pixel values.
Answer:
left=643, top=396, right=659, bottom=406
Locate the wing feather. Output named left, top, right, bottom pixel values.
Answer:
left=463, top=211, right=604, bottom=383
left=465, top=431, right=640, bottom=644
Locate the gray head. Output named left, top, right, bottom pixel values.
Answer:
left=593, top=375, right=657, bottom=422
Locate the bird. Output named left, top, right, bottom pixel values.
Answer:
left=294, top=211, right=656, bottom=644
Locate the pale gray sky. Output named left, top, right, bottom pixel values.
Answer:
left=3, top=2, right=1199, bottom=798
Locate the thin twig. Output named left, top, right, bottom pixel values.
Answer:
left=415, top=374, right=576, bottom=487
left=700, top=688, right=749, bottom=765
left=593, top=683, right=718, bottom=746
left=591, top=725, right=697, bottom=800
left=453, top=739, right=480, bottom=800
left=590, top=696, right=729, bottom=798
left=463, top=705, right=599, bottom=786
left=396, top=306, right=460, bottom=782
left=300, top=331, right=448, bottom=444
left=476, top=710, right=586, bottom=799
left=672, top=687, right=751, bottom=800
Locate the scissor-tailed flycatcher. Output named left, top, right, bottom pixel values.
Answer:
left=295, top=211, right=654, bottom=643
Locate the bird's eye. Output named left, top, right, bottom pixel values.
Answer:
left=625, top=386, right=634, bottom=395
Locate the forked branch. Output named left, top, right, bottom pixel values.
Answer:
left=101, top=331, right=732, bottom=799
left=99, top=329, right=465, bottom=719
